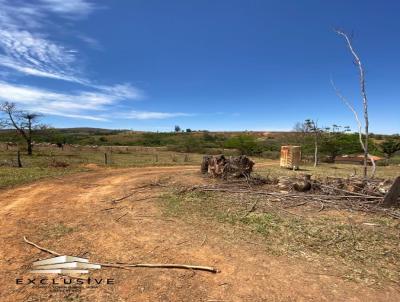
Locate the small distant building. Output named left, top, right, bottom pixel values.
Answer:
left=334, top=154, right=383, bottom=165
left=280, top=145, right=301, bottom=170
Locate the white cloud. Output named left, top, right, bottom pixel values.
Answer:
left=123, top=111, right=191, bottom=120
left=0, top=81, right=188, bottom=121
left=0, top=0, right=44, bottom=30
left=0, top=56, right=81, bottom=82
left=39, top=0, right=95, bottom=17
left=0, top=81, right=141, bottom=121
left=0, top=0, right=87, bottom=83
left=0, top=1, right=191, bottom=123
left=0, top=0, right=99, bottom=83
left=77, top=34, right=102, bottom=49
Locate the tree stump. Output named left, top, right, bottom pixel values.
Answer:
left=293, top=174, right=312, bottom=192
left=201, top=155, right=254, bottom=179
left=383, top=176, right=400, bottom=207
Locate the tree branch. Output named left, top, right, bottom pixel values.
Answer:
left=333, top=29, right=375, bottom=179
left=330, top=79, right=365, bottom=150
left=23, top=236, right=219, bottom=273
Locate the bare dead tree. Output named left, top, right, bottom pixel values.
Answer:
left=332, top=29, right=376, bottom=179
left=0, top=102, right=43, bottom=155
left=293, top=121, right=307, bottom=133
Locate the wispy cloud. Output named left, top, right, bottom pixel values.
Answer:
left=0, top=81, right=189, bottom=121
left=0, top=0, right=94, bottom=83
left=0, top=0, right=190, bottom=123
left=77, top=34, right=102, bottom=49
left=0, top=0, right=44, bottom=30
left=123, top=111, right=191, bottom=120
left=0, top=29, right=83, bottom=83
left=0, top=81, right=140, bottom=121
left=39, top=0, right=95, bottom=17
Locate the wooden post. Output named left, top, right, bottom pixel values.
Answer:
left=383, top=176, right=400, bottom=207
left=17, top=150, right=22, bottom=168
left=104, top=153, right=108, bottom=165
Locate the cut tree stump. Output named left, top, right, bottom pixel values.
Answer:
left=201, top=155, right=254, bottom=179
left=383, top=176, right=400, bottom=207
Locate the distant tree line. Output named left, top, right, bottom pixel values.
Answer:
left=1, top=103, right=399, bottom=164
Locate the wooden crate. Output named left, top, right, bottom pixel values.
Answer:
left=280, top=145, right=301, bottom=170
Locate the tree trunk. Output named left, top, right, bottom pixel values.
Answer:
left=27, top=139, right=33, bottom=156
left=383, top=176, right=400, bottom=207
left=314, top=136, right=318, bottom=167
left=17, top=151, right=22, bottom=168
left=334, top=30, right=374, bottom=180
left=364, top=130, right=368, bottom=179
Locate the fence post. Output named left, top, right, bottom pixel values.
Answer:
left=104, top=153, right=108, bottom=165
left=17, top=150, right=22, bottom=168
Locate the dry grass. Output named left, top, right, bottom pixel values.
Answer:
left=0, top=148, right=203, bottom=189
left=1, top=145, right=399, bottom=191
left=163, top=190, right=400, bottom=285
left=40, top=223, right=75, bottom=239
left=255, top=160, right=400, bottom=180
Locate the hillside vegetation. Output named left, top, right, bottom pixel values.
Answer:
left=0, top=128, right=399, bottom=164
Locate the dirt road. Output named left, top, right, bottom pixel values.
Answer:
left=0, top=166, right=397, bottom=301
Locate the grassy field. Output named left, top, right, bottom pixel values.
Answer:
left=1, top=146, right=399, bottom=189
left=0, top=148, right=204, bottom=189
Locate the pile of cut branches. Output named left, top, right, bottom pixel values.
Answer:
left=189, top=175, right=400, bottom=219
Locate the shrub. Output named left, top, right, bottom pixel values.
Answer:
left=49, top=160, right=69, bottom=168
left=261, top=150, right=280, bottom=159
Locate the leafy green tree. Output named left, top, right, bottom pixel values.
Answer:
left=224, top=135, right=261, bottom=155
left=379, top=139, right=400, bottom=161
left=320, top=133, right=363, bottom=162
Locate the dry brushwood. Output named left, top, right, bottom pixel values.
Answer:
left=190, top=174, right=400, bottom=219
left=23, top=236, right=219, bottom=273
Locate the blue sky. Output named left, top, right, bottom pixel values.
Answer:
left=0, top=0, right=399, bottom=133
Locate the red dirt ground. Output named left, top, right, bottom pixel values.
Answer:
left=0, top=166, right=398, bottom=301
